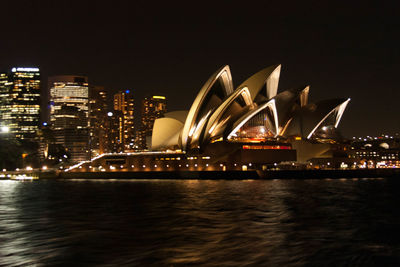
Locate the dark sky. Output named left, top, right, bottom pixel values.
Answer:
left=1, top=0, right=399, bottom=137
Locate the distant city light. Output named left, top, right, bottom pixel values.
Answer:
left=43, top=122, right=48, bottom=126
left=12, top=67, right=39, bottom=72
left=107, top=112, right=113, bottom=117
left=1, top=126, right=9, bottom=133
left=125, top=90, right=130, bottom=94
left=152, top=95, right=165, bottom=100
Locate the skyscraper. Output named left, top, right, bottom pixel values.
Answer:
left=0, top=73, right=11, bottom=132
left=48, top=75, right=89, bottom=162
left=48, top=75, right=89, bottom=127
left=89, top=85, right=108, bottom=157
left=6, top=67, right=41, bottom=140
left=106, top=110, right=125, bottom=153
left=113, top=90, right=135, bottom=151
left=137, top=95, right=167, bottom=149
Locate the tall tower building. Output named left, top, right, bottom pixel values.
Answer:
left=113, top=90, right=135, bottom=151
left=106, top=110, right=125, bottom=153
left=48, top=75, right=89, bottom=162
left=89, top=85, right=108, bottom=157
left=49, top=75, right=89, bottom=127
left=137, top=95, right=167, bottom=149
left=6, top=67, right=41, bottom=140
left=0, top=73, right=11, bottom=131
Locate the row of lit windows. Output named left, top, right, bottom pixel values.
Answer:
left=20, top=93, right=40, bottom=97
left=52, top=88, right=88, bottom=97
left=155, top=156, right=211, bottom=161
left=51, top=105, right=88, bottom=110
left=382, top=156, right=398, bottom=160
left=10, top=108, right=39, bottom=114
left=16, top=98, right=39, bottom=101
left=53, top=82, right=88, bottom=86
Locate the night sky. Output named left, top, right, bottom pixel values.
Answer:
left=1, top=1, right=398, bottom=137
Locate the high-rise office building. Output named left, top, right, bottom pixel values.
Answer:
left=0, top=73, right=11, bottom=132
left=89, top=85, right=108, bottom=157
left=48, top=75, right=89, bottom=127
left=48, top=75, right=89, bottom=162
left=137, top=95, right=167, bottom=149
left=106, top=110, right=125, bottom=153
left=5, top=67, right=41, bottom=140
left=113, top=90, right=135, bottom=151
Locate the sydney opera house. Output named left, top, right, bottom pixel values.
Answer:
left=69, top=64, right=350, bottom=172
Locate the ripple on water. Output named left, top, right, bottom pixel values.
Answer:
left=0, top=178, right=399, bottom=266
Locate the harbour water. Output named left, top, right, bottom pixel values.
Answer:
left=0, top=178, right=399, bottom=266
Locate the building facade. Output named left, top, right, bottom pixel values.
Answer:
left=49, top=75, right=89, bottom=127
left=0, top=72, right=11, bottom=132
left=349, top=136, right=400, bottom=168
left=113, top=90, right=135, bottom=151
left=106, top=110, right=125, bottom=153
left=48, top=75, right=89, bottom=162
left=5, top=67, right=41, bottom=140
left=89, top=85, right=108, bottom=157
left=137, top=95, right=167, bottom=149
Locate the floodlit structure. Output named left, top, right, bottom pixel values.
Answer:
left=152, top=64, right=350, bottom=152
left=71, top=64, right=350, bottom=172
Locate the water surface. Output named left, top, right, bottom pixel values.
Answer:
left=0, top=178, right=399, bottom=266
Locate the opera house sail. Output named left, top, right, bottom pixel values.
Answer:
left=152, top=64, right=350, bottom=153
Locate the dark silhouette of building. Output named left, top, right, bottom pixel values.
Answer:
left=136, top=95, right=167, bottom=149
left=106, top=110, right=125, bottom=153
left=89, top=85, right=108, bottom=157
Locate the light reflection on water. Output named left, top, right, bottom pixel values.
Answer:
left=0, top=178, right=399, bottom=266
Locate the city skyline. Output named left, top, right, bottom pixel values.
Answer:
left=0, top=1, right=399, bottom=138
left=0, top=64, right=398, bottom=140
left=1, top=3, right=400, bottom=266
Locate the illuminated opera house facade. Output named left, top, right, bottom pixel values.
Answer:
left=69, top=65, right=350, bottom=172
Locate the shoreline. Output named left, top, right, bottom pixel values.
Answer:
left=2, top=168, right=396, bottom=180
